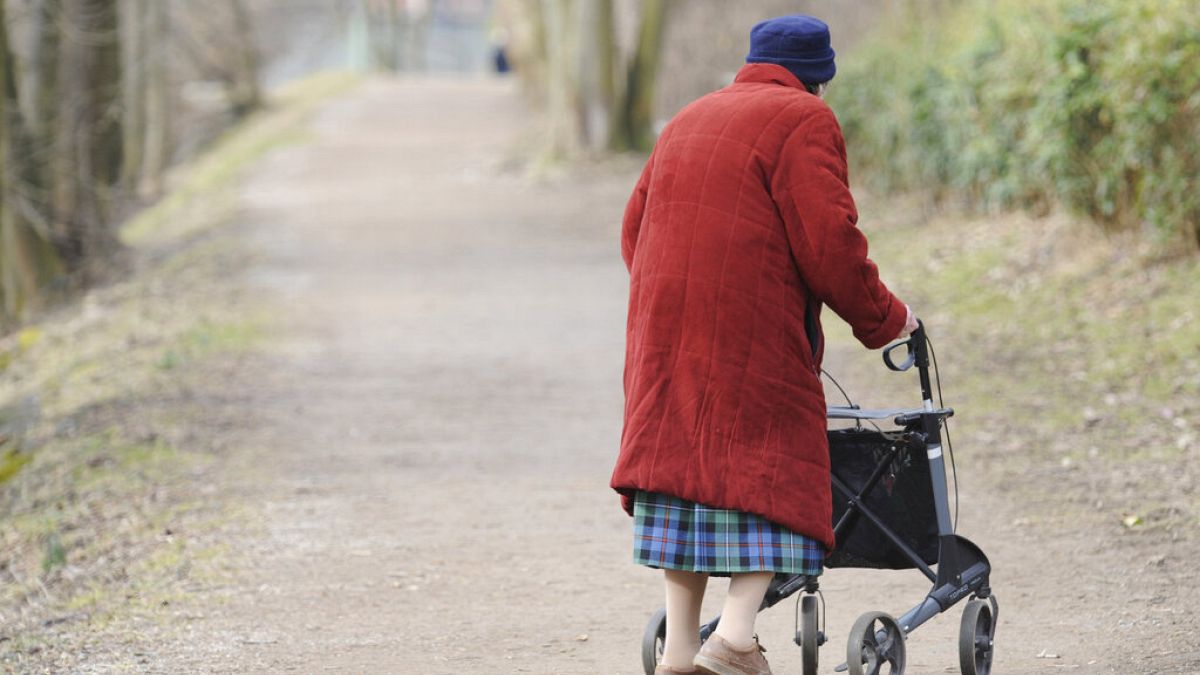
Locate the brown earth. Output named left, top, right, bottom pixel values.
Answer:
left=3, top=77, right=1197, bottom=674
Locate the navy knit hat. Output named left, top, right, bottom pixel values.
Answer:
left=746, top=15, right=836, bottom=85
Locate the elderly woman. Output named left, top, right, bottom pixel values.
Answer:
left=610, top=15, right=917, bottom=675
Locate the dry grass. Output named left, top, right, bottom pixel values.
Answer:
left=835, top=192, right=1199, bottom=532
left=0, top=72, right=359, bottom=672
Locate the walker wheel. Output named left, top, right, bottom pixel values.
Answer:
left=799, top=594, right=819, bottom=675
left=641, top=607, right=666, bottom=675
left=847, top=611, right=906, bottom=675
left=958, top=599, right=995, bottom=675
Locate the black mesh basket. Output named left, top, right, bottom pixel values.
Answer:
left=824, top=427, right=940, bottom=570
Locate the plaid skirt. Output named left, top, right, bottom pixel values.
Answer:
left=632, top=491, right=824, bottom=576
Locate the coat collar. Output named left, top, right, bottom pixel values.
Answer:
left=733, top=63, right=807, bottom=91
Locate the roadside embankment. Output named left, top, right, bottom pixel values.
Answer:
left=0, top=73, right=357, bottom=671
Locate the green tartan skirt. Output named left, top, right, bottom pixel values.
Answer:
left=632, top=491, right=824, bottom=576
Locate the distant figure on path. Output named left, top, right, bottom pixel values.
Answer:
left=490, top=26, right=511, bottom=74
left=610, top=15, right=918, bottom=675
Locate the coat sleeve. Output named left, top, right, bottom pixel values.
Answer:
left=770, top=106, right=907, bottom=349
left=621, top=153, right=654, bottom=271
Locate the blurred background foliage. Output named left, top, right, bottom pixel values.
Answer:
left=495, top=0, right=887, bottom=159
left=499, top=0, right=1199, bottom=252
left=0, top=0, right=496, bottom=330
left=1, top=0, right=1197, bottom=334
left=829, top=0, right=1200, bottom=251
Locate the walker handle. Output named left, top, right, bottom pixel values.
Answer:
left=883, top=335, right=916, bottom=372
left=884, top=321, right=936, bottom=408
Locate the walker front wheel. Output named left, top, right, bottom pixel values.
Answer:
left=641, top=607, right=667, bottom=675
left=799, top=594, right=820, bottom=675
left=958, top=599, right=994, bottom=675
left=847, top=611, right=906, bottom=675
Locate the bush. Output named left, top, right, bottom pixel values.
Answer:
left=830, top=0, right=1200, bottom=250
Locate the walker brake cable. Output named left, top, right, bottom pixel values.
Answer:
left=822, top=368, right=884, bottom=433
left=822, top=368, right=854, bottom=408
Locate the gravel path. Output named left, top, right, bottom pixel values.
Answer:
left=153, top=77, right=1195, bottom=674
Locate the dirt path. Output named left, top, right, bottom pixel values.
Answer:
left=149, top=78, right=1195, bottom=674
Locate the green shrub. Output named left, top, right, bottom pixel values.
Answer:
left=830, top=0, right=1200, bottom=250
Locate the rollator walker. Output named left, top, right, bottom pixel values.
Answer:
left=642, top=322, right=999, bottom=675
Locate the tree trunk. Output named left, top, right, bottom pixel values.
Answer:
left=27, top=0, right=61, bottom=217
left=55, top=0, right=123, bottom=271
left=577, top=0, right=616, bottom=152
left=362, top=0, right=392, bottom=71
left=85, top=0, right=123, bottom=189
left=26, top=0, right=60, bottom=145
left=6, top=0, right=58, bottom=230
left=612, top=0, right=670, bottom=152
left=228, top=0, right=261, bottom=118
left=140, top=0, right=170, bottom=197
left=539, top=0, right=579, bottom=161
left=406, top=0, right=433, bottom=72
left=511, top=0, right=548, bottom=105
left=594, top=0, right=616, bottom=138
left=120, top=0, right=147, bottom=191
left=1, top=0, right=62, bottom=323
left=385, top=0, right=402, bottom=71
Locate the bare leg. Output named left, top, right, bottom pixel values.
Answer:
left=713, top=571, right=773, bottom=650
left=662, top=569, right=708, bottom=670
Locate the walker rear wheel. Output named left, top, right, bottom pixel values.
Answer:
left=847, top=611, right=906, bottom=675
left=799, top=594, right=820, bottom=675
left=958, top=599, right=994, bottom=675
left=641, top=607, right=667, bottom=675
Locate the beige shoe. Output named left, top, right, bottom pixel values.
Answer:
left=655, top=666, right=697, bottom=674
left=693, top=633, right=771, bottom=675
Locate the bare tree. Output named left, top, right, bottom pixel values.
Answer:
left=173, top=0, right=261, bottom=120
left=503, top=0, right=549, bottom=103
left=539, top=0, right=579, bottom=160
left=23, top=0, right=61, bottom=217
left=353, top=0, right=436, bottom=73
left=498, top=0, right=672, bottom=156
left=140, top=0, right=170, bottom=196
left=384, top=0, right=402, bottom=71
left=120, top=0, right=147, bottom=190
left=402, top=0, right=433, bottom=71
left=53, top=0, right=123, bottom=271
left=1, top=0, right=62, bottom=323
left=0, top=0, right=375, bottom=325
left=229, top=0, right=262, bottom=117
left=576, top=0, right=616, bottom=151
left=610, top=0, right=669, bottom=152
left=25, top=0, right=61, bottom=154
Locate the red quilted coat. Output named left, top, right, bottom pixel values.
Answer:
left=610, top=63, right=907, bottom=550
